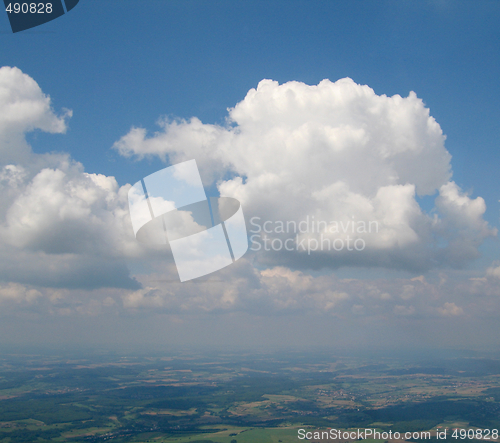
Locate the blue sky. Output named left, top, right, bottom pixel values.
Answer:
left=1, top=1, right=500, bottom=350
left=2, top=1, right=499, bottom=198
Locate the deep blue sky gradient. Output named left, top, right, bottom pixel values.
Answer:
left=1, top=0, right=499, bottom=224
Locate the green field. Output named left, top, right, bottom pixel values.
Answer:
left=0, top=351, right=498, bottom=442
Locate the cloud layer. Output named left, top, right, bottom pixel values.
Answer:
left=1, top=67, right=499, bottom=351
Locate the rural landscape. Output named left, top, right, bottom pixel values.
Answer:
left=0, top=350, right=498, bottom=443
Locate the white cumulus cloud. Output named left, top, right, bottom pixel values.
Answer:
left=114, top=78, right=496, bottom=272
left=0, top=66, right=71, bottom=164
left=0, top=67, right=141, bottom=290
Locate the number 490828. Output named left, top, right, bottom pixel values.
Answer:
left=5, top=3, right=53, bottom=13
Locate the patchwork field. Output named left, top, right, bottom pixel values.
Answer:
left=0, top=351, right=499, bottom=442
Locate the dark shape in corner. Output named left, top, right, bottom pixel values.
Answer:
left=4, top=0, right=80, bottom=33
left=64, top=0, right=79, bottom=12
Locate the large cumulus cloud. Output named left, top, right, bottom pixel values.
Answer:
left=0, top=67, right=140, bottom=290
left=114, top=78, right=496, bottom=271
